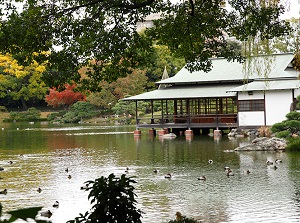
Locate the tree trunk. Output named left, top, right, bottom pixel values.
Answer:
left=20, top=97, right=28, bottom=110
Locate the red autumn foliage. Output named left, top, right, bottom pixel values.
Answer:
left=45, top=84, right=86, bottom=109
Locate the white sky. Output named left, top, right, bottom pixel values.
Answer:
left=280, top=0, right=300, bottom=19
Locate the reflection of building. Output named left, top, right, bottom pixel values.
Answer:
left=123, top=54, right=300, bottom=135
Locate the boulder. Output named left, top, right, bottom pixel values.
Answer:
left=234, top=137, right=287, bottom=151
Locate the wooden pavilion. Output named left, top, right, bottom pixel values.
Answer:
left=123, top=53, right=300, bottom=135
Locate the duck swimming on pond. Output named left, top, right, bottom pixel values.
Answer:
left=153, top=169, right=158, bottom=174
left=198, top=176, right=206, bottom=181
left=275, top=159, right=282, bottom=163
left=37, top=187, right=42, bottom=193
left=0, top=189, right=7, bottom=194
left=164, top=173, right=172, bottom=179
left=80, top=184, right=89, bottom=190
left=208, top=159, right=213, bottom=164
left=68, top=175, right=72, bottom=179
left=41, top=210, right=52, bottom=218
left=266, top=160, right=273, bottom=165
left=53, top=201, right=59, bottom=208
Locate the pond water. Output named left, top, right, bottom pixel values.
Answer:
left=0, top=123, right=299, bottom=223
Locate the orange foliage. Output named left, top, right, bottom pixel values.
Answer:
left=45, top=84, right=86, bottom=109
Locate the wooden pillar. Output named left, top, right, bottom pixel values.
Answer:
left=185, top=129, right=193, bottom=141
left=134, top=129, right=141, bottom=136
left=174, top=100, right=177, bottom=123
left=135, top=101, right=138, bottom=124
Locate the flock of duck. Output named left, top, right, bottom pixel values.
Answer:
left=0, top=161, right=79, bottom=219
left=1, top=157, right=283, bottom=219
left=158, top=158, right=283, bottom=181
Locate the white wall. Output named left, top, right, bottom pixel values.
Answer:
left=265, top=90, right=293, bottom=125
left=238, top=91, right=265, bottom=127
left=238, top=111, right=265, bottom=127
left=238, top=90, right=294, bottom=127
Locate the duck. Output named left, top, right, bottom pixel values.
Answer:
left=153, top=169, right=158, bottom=174
left=198, top=176, right=206, bottom=181
left=8, top=161, right=13, bottom=164
left=53, top=201, right=59, bottom=208
left=80, top=184, right=89, bottom=190
left=125, top=167, right=129, bottom=173
left=275, top=159, right=282, bottom=163
left=273, top=165, right=278, bottom=170
left=65, top=168, right=69, bottom=173
left=0, top=189, right=7, bottom=194
left=266, top=160, right=273, bottom=165
left=164, top=173, right=172, bottom=179
left=208, top=159, right=213, bottom=164
left=0, top=167, right=4, bottom=171
left=40, top=210, right=52, bottom=218
left=37, top=187, right=42, bottom=193
left=246, top=170, right=251, bottom=174
left=68, top=175, right=72, bottom=179
left=224, top=166, right=230, bottom=171
left=226, top=169, right=234, bottom=176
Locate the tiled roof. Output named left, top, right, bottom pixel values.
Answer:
left=157, top=53, right=296, bottom=85
left=123, top=84, right=238, bottom=101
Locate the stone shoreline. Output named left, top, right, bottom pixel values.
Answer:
left=234, top=137, right=287, bottom=151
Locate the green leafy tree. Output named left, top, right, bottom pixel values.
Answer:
left=0, top=0, right=290, bottom=90
left=68, top=173, right=143, bottom=223
left=87, top=69, right=148, bottom=109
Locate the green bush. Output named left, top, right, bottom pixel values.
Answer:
left=68, top=173, right=143, bottom=223
left=62, top=101, right=97, bottom=123
left=0, top=106, right=8, bottom=112
left=8, top=108, right=41, bottom=122
left=286, top=138, right=300, bottom=152
left=275, top=130, right=291, bottom=138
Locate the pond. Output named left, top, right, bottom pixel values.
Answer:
left=0, top=123, right=299, bottom=223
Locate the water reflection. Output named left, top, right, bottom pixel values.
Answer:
left=0, top=123, right=299, bottom=223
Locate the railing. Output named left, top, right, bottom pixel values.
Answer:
left=137, top=114, right=237, bottom=127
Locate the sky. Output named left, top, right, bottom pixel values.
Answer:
left=280, top=0, right=300, bottom=19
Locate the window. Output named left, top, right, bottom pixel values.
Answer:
left=238, top=100, right=264, bottom=111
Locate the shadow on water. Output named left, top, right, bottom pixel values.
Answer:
left=0, top=123, right=299, bottom=223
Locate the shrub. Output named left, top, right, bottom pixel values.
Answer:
left=168, top=212, right=198, bottom=223
left=8, top=108, right=41, bottom=122
left=68, top=173, right=143, bottom=223
left=275, top=130, right=291, bottom=138
left=0, top=203, right=50, bottom=223
left=62, top=101, right=97, bottom=123
left=0, top=106, right=8, bottom=112
left=286, top=137, right=300, bottom=152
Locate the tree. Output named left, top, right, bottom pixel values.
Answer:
left=68, top=173, right=143, bottom=223
left=45, top=83, right=86, bottom=110
left=0, top=53, right=48, bottom=109
left=0, top=0, right=291, bottom=90
left=87, top=69, right=148, bottom=109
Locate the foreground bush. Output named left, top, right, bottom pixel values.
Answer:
left=68, top=173, right=143, bottom=223
left=0, top=204, right=50, bottom=223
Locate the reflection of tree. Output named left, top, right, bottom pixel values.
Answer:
left=47, top=132, right=78, bottom=150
